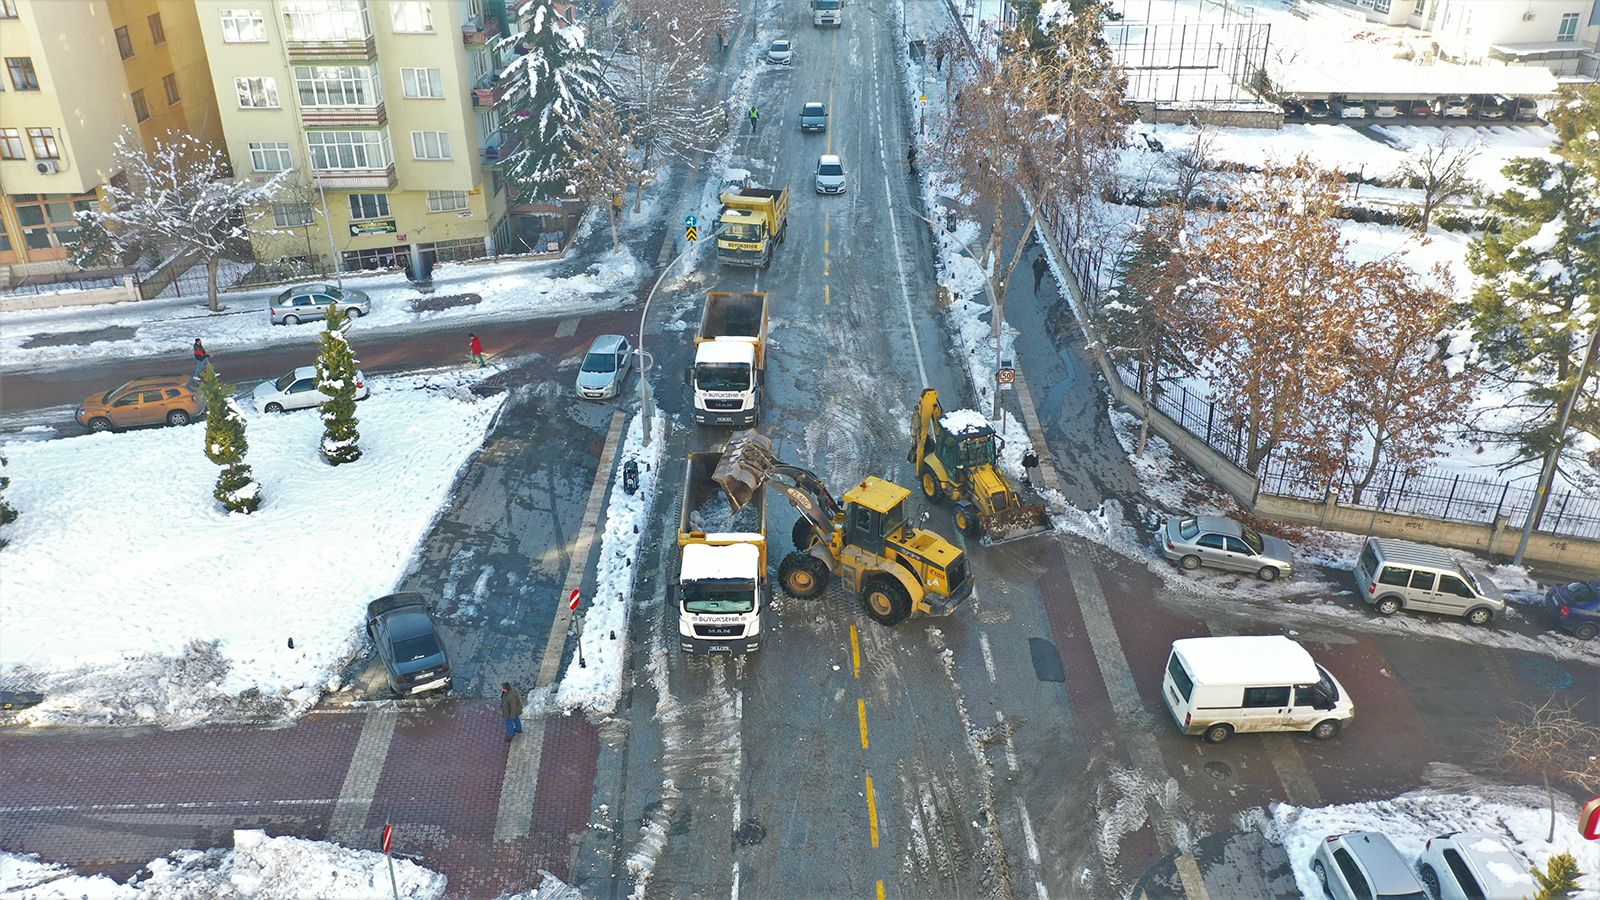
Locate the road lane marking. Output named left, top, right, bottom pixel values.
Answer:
left=850, top=623, right=862, bottom=677
left=825, top=283, right=832, bottom=305
left=495, top=409, right=628, bottom=842
left=877, top=881, right=886, bottom=900
left=877, top=118, right=930, bottom=389
left=1017, top=800, right=1050, bottom=900
left=1175, top=854, right=1213, bottom=900
left=825, top=257, right=831, bottom=277
left=554, top=317, right=580, bottom=338
left=979, top=632, right=997, bottom=683
left=328, top=706, right=399, bottom=845
left=865, top=773, right=881, bottom=848
left=997, top=709, right=1019, bottom=772
left=858, top=699, right=871, bottom=748
left=825, top=237, right=831, bottom=252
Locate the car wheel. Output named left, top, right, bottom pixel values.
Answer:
left=283, top=314, right=301, bottom=326
left=264, top=402, right=284, bottom=413
left=778, top=552, right=829, bottom=599
left=1203, top=723, right=1233, bottom=744
left=1376, top=597, right=1402, bottom=616
left=1180, top=555, right=1202, bottom=571
left=165, top=410, right=190, bottom=427
left=345, top=306, right=363, bottom=319
left=1311, top=719, right=1340, bottom=740
left=861, top=576, right=912, bottom=627
left=1257, top=566, right=1279, bottom=582
left=88, top=416, right=113, bottom=433
left=1573, top=622, right=1598, bottom=641
left=1312, top=860, right=1330, bottom=896
left=1466, top=606, right=1493, bottom=626
left=1419, top=864, right=1440, bottom=899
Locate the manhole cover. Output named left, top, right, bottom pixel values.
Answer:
left=641, top=799, right=692, bottom=836
left=734, top=819, right=767, bottom=846
left=1203, top=760, right=1232, bottom=781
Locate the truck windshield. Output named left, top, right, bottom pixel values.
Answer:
left=723, top=222, right=763, bottom=242
left=684, top=584, right=756, bottom=613
left=814, top=0, right=841, bottom=8
left=696, top=363, right=751, bottom=392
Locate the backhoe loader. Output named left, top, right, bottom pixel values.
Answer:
left=909, top=388, right=1050, bottom=543
left=712, top=432, right=973, bottom=626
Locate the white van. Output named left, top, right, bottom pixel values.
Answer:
left=1161, top=636, right=1353, bottom=743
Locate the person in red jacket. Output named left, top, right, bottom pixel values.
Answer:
left=191, top=339, right=212, bottom=382
left=469, top=333, right=485, bottom=367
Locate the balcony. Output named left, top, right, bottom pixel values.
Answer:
left=299, top=103, right=386, bottom=128
left=461, top=15, right=502, bottom=45
left=480, top=132, right=522, bottom=165
left=313, top=163, right=397, bottom=189
left=285, top=35, right=377, bottom=62
left=472, top=74, right=511, bottom=108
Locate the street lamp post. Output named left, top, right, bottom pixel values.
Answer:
left=637, top=235, right=708, bottom=445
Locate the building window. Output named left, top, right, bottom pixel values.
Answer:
left=1557, top=12, right=1579, bottom=40
left=272, top=202, right=315, bottom=227
left=411, top=131, right=451, bottom=160
left=1413, top=0, right=1424, bottom=14
left=235, top=76, right=281, bottom=108
left=294, top=65, right=381, bottom=107
left=401, top=67, right=444, bottom=99
left=220, top=9, right=266, bottom=42
left=427, top=190, right=469, bottom=212
left=307, top=130, right=391, bottom=169
left=281, top=0, right=372, bottom=41
left=114, top=26, right=135, bottom=60
left=149, top=12, right=166, bottom=44
left=0, top=0, right=17, bottom=18
left=163, top=73, right=180, bottom=106
left=249, top=141, right=293, bottom=172
left=10, top=191, right=98, bottom=254
left=26, top=128, right=59, bottom=159
left=390, top=1, right=433, bottom=33
left=131, top=89, right=150, bottom=122
left=347, top=193, right=390, bottom=220
left=0, top=128, right=24, bottom=159
left=6, top=57, right=39, bottom=91
left=1373, top=0, right=1390, bottom=12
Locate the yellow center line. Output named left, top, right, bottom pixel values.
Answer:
left=857, top=698, right=870, bottom=748
left=824, top=257, right=830, bottom=277
left=824, top=283, right=831, bottom=305
left=849, top=624, right=861, bottom=678
left=865, top=774, right=880, bottom=848
left=876, top=880, right=886, bottom=900
left=824, top=237, right=830, bottom=253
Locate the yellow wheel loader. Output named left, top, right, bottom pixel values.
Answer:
left=712, top=431, right=973, bottom=626
left=909, top=388, right=1051, bottom=544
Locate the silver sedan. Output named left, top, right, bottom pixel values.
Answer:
left=254, top=365, right=369, bottom=413
left=1160, top=514, right=1294, bottom=581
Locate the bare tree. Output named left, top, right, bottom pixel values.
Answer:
left=1491, top=698, right=1600, bottom=842
left=606, top=7, right=715, bottom=210
left=85, top=130, right=286, bottom=312
left=568, top=97, right=652, bottom=248
left=1166, top=126, right=1219, bottom=216
left=1399, top=136, right=1480, bottom=233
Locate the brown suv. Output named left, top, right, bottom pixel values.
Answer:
left=75, top=376, right=203, bottom=432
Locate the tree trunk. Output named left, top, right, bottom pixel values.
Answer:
left=1349, top=424, right=1386, bottom=506
left=1545, top=771, right=1555, bottom=843
left=206, top=255, right=221, bottom=313
left=1419, top=193, right=1436, bottom=233
left=609, top=204, right=620, bottom=249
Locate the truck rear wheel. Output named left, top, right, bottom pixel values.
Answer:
left=779, top=552, right=829, bottom=598
left=861, top=576, right=911, bottom=626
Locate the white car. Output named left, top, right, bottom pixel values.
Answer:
left=254, top=365, right=369, bottom=413
left=1338, top=99, right=1368, bottom=119
left=815, top=154, right=846, bottom=194
left=1417, top=832, right=1533, bottom=899
left=766, top=39, right=793, bottom=65
left=575, top=333, right=634, bottom=400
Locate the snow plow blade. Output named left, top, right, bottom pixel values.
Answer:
left=712, top=431, right=779, bottom=513
left=981, top=502, right=1052, bottom=545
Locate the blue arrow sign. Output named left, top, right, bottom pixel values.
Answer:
left=685, top=214, right=698, bottom=227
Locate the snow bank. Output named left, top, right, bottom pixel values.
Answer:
left=0, top=830, right=448, bottom=899
left=0, top=371, right=505, bottom=727
left=1265, top=789, right=1600, bottom=900
left=555, top=411, right=665, bottom=714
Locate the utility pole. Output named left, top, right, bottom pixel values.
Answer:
left=637, top=229, right=708, bottom=445
left=1513, top=324, right=1600, bottom=565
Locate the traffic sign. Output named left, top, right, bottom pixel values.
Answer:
left=997, top=368, right=1016, bottom=384
left=567, top=588, right=582, bottom=612
left=919, top=95, right=928, bottom=107
left=1582, top=796, right=1600, bottom=841
left=686, top=225, right=699, bottom=242
left=685, top=214, right=698, bottom=227
left=381, top=823, right=394, bottom=854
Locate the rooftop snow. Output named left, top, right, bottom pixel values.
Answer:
left=1268, top=62, right=1556, bottom=98
left=1171, top=635, right=1320, bottom=685
left=695, top=340, right=756, bottom=365
left=940, top=408, right=991, bottom=434
left=680, top=542, right=760, bottom=581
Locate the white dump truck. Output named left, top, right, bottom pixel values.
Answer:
left=691, top=291, right=768, bottom=427
left=677, top=452, right=768, bottom=654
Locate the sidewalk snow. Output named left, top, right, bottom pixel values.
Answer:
left=1265, top=788, right=1600, bottom=900
left=555, top=411, right=666, bottom=714
left=0, top=370, right=505, bottom=728
left=0, top=829, right=447, bottom=899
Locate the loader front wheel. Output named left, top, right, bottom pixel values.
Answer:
left=920, top=468, right=945, bottom=503
left=953, top=502, right=981, bottom=538
left=779, top=552, right=830, bottom=599
left=862, top=576, right=912, bottom=626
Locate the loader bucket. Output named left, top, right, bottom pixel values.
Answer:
left=980, top=501, right=1052, bottom=546
left=713, top=431, right=778, bottom=512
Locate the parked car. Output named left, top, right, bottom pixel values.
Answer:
left=1160, top=514, right=1294, bottom=581
left=1313, top=832, right=1428, bottom=900
left=1513, top=97, right=1540, bottom=121
left=815, top=154, right=847, bottom=194
left=75, top=375, right=203, bottom=433
left=1435, top=95, right=1474, bottom=118
left=1478, top=94, right=1510, bottom=120
left=1280, top=99, right=1306, bottom=120
left=1305, top=99, right=1333, bottom=119
left=1338, top=98, right=1369, bottom=119
left=1545, top=580, right=1600, bottom=639
left=766, top=38, right=793, bottom=65
left=799, top=101, right=828, bottom=132
left=1354, top=537, right=1505, bottom=625
left=1405, top=98, right=1433, bottom=117
left=1417, top=832, right=1533, bottom=899
left=254, top=365, right=368, bottom=413
left=269, top=284, right=371, bottom=326
left=1373, top=99, right=1400, bottom=118
left=575, top=333, right=635, bottom=400
left=1163, top=636, right=1353, bottom=743
left=366, top=593, right=452, bottom=697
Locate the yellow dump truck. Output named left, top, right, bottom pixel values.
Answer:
left=717, top=187, right=789, bottom=268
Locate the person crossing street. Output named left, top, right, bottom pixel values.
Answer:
left=469, top=333, right=485, bottom=367
left=191, top=339, right=213, bottom=382
left=500, top=682, right=523, bottom=741
left=748, top=105, right=760, bottom=133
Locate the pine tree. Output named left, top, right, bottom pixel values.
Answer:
left=199, top=367, right=262, bottom=514
left=1531, top=854, right=1584, bottom=900
left=316, top=305, right=362, bottom=466
left=498, top=0, right=608, bottom=202
left=0, top=452, right=17, bottom=550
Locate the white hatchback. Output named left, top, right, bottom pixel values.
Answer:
left=254, top=365, right=369, bottom=413
left=815, top=154, right=846, bottom=194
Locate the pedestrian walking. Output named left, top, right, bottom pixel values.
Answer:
left=1032, top=253, right=1049, bottom=295
left=907, top=137, right=918, bottom=173
left=191, top=339, right=212, bottom=381
left=935, top=47, right=945, bottom=72
left=500, top=682, right=523, bottom=741
left=748, top=105, right=759, bottom=133
left=469, top=333, right=485, bottom=367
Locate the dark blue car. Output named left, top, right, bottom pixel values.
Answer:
left=366, top=593, right=453, bottom=695
left=1546, top=581, right=1600, bottom=640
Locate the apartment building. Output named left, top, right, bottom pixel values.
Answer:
left=194, top=0, right=516, bottom=273
left=1321, top=0, right=1600, bottom=77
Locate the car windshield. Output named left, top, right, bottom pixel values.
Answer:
left=683, top=585, right=755, bottom=614
left=696, top=363, right=750, bottom=392
left=1178, top=517, right=1199, bottom=540
left=582, top=352, right=618, bottom=373
left=803, top=104, right=825, bottom=116
left=274, top=372, right=297, bottom=391
left=393, top=633, right=440, bottom=663
left=771, top=41, right=789, bottom=51
left=723, top=222, right=762, bottom=242
left=819, top=163, right=844, bottom=176
left=815, top=0, right=840, bottom=7
left=1239, top=526, right=1264, bottom=555
left=1315, top=664, right=1339, bottom=702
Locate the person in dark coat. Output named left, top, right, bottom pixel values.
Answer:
left=1032, top=253, right=1049, bottom=295
left=501, top=682, right=523, bottom=741
left=192, top=339, right=212, bottom=381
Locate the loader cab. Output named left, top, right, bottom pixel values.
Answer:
left=843, top=478, right=911, bottom=557
left=944, top=425, right=998, bottom=471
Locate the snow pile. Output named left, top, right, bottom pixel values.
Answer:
left=0, top=371, right=505, bottom=727
left=1265, top=790, right=1600, bottom=900
left=0, top=830, right=447, bottom=898
left=555, top=411, right=666, bottom=713
left=939, top=407, right=990, bottom=434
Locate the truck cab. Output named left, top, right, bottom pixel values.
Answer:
left=717, top=187, right=789, bottom=268
left=693, top=340, right=761, bottom=426
left=812, top=0, right=842, bottom=26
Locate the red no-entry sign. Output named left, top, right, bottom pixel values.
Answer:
left=381, top=823, right=394, bottom=854
left=568, top=588, right=582, bottom=612
left=1582, top=797, right=1600, bottom=841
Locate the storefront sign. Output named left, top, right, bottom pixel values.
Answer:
left=349, top=219, right=397, bottom=236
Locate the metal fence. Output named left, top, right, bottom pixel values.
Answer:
left=1106, top=19, right=1272, bottom=104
